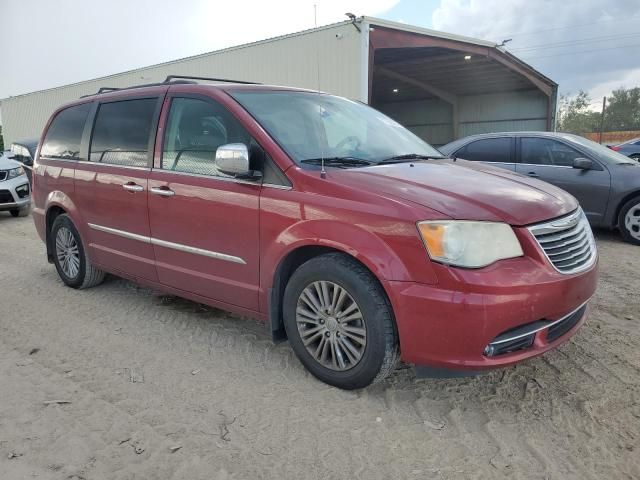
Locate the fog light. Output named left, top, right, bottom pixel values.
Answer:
left=16, top=183, right=29, bottom=199
left=483, top=345, right=496, bottom=357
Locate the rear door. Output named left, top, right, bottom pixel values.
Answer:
left=454, top=137, right=515, bottom=171
left=74, top=94, right=164, bottom=280
left=147, top=93, right=261, bottom=311
left=515, top=136, right=611, bottom=223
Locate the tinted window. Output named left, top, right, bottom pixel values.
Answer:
left=521, top=138, right=583, bottom=167
left=457, top=138, right=511, bottom=163
left=90, top=98, right=157, bottom=166
left=162, top=97, right=251, bottom=177
left=41, top=103, right=91, bottom=159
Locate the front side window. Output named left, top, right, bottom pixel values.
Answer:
left=41, top=103, right=91, bottom=159
left=162, top=97, right=251, bottom=177
left=90, top=98, right=157, bottom=167
left=521, top=138, right=583, bottom=167
left=230, top=91, right=443, bottom=165
left=457, top=138, right=511, bottom=163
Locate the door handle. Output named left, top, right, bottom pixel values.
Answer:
left=526, top=172, right=540, bottom=178
left=122, top=183, right=144, bottom=192
left=150, top=186, right=175, bottom=197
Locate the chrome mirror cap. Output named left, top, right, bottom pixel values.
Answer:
left=215, top=143, right=250, bottom=177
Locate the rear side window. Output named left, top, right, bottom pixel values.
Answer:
left=457, top=138, right=511, bottom=163
left=41, top=103, right=91, bottom=159
left=90, top=98, right=157, bottom=167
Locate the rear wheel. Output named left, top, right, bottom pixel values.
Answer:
left=619, top=196, right=640, bottom=245
left=51, top=214, right=106, bottom=289
left=283, top=252, right=399, bottom=389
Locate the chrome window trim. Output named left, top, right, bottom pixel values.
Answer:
left=488, top=300, right=589, bottom=346
left=153, top=168, right=292, bottom=190
left=518, top=163, right=573, bottom=169
left=527, top=209, right=597, bottom=274
left=88, top=223, right=246, bottom=265
left=37, top=157, right=292, bottom=188
left=39, top=156, right=152, bottom=171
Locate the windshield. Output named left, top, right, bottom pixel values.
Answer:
left=562, top=134, right=637, bottom=165
left=230, top=90, right=443, bottom=166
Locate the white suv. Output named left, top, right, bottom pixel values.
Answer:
left=0, top=152, right=31, bottom=217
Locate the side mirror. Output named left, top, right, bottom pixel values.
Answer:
left=573, top=157, right=593, bottom=170
left=214, top=143, right=261, bottom=180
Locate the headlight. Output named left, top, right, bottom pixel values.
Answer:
left=7, top=167, right=25, bottom=179
left=417, top=220, right=523, bottom=268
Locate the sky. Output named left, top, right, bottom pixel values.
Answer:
left=0, top=0, right=639, bottom=112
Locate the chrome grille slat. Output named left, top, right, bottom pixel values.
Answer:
left=536, top=223, right=584, bottom=244
left=547, top=237, right=590, bottom=259
left=528, top=209, right=597, bottom=274
left=544, top=232, right=588, bottom=253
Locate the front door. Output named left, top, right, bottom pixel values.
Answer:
left=147, top=95, right=261, bottom=311
left=515, top=137, right=611, bottom=224
left=74, top=95, right=163, bottom=281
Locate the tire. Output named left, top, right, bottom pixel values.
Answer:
left=619, top=196, right=640, bottom=245
left=51, top=214, right=106, bottom=289
left=283, top=252, right=400, bottom=389
left=10, top=207, right=29, bottom=218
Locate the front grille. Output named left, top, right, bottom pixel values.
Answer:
left=0, top=171, right=7, bottom=182
left=528, top=209, right=597, bottom=274
left=547, top=304, right=586, bottom=342
left=0, top=189, right=14, bottom=204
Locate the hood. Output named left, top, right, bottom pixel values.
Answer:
left=0, top=153, right=22, bottom=170
left=336, top=159, right=578, bottom=226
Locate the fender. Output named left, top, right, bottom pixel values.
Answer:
left=43, top=191, right=90, bottom=260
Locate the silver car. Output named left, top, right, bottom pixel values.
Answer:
left=0, top=152, right=31, bottom=217
left=440, top=132, right=640, bottom=245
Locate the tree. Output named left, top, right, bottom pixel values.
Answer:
left=557, top=90, right=600, bottom=134
left=604, top=87, right=640, bottom=131
left=0, top=125, right=4, bottom=152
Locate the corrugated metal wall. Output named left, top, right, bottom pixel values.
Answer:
left=377, top=89, right=548, bottom=146
left=458, top=90, right=547, bottom=137
left=377, top=99, right=453, bottom=145
left=0, top=23, right=362, bottom=145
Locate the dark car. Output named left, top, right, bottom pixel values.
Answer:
left=10, top=139, right=38, bottom=182
left=32, top=78, right=597, bottom=389
left=610, top=137, right=640, bottom=161
left=440, top=132, right=640, bottom=245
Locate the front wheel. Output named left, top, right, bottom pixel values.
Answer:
left=283, top=253, right=400, bottom=389
left=10, top=207, right=29, bottom=218
left=619, top=196, right=640, bottom=245
left=51, top=214, right=106, bottom=289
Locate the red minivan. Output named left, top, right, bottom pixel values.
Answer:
left=32, top=78, right=598, bottom=389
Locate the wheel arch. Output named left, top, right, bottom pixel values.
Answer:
left=613, top=189, right=640, bottom=228
left=267, top=244, right=395, bottom=343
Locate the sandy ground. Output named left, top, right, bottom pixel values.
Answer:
left=0, top=213, right=638, bottom=480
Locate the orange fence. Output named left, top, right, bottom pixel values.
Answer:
left=581, top=131, right=640, bottom=145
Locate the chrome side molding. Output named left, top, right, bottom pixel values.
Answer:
left=88, top=223, right=246, bottom=265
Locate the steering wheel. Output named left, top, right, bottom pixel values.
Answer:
left=335, top=136, right=361, bottom=151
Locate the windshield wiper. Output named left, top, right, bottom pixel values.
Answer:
left=378, top=153, right=446, bottom=164
left=300, top=157, right=372, bottom=168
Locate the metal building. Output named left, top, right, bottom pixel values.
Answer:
left=0, top=16, right=557, bottom=147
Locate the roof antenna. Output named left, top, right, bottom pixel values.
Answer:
left=315, top=4, right=327, bottom=179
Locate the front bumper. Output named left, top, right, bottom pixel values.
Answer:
left=384, top=228, right=598, bottom=373
left=0, top=175, right=31, bottom=211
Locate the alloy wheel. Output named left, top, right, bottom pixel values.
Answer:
left=55, top=226, right=80, bottom=279
left=296, top=281, right=367, bottom=371
left=625, top=203, right=640, bottom=241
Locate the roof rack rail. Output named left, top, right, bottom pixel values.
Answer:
left=80, top=75, right=260, bottom=98
left=164, top=75, right=260, bottom=85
